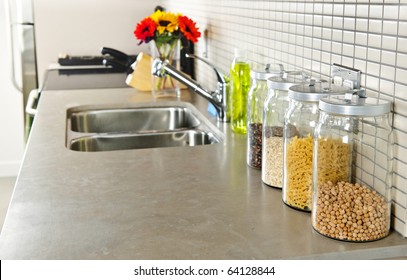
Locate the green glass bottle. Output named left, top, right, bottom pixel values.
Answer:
left=230, top=49, right=251, bottom=134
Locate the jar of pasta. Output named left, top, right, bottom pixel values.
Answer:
left=262, top=72, right=304, bottom=188
left=312, top=93, right=393, bottom=242
left=282, top=80, right=348, bottom=212
left=246, top=65, right=283, bottom=169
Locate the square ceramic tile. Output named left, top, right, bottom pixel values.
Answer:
left=379, top=79, right=394, bottom=95
left=382, top=36, right=397, bottom=51
left=384, top=6, right=399, bottom=20
left=344, top=4, right=356, bottom=17
left=342, top=43, right=354, bottom=57
left=400, top=5, right=407, bottom=21
left=368, top=34, right=382, bottom=49
left=357, top=4, right=369, bottom=18
left=323, top=3, right=333, bottom=15
left=381, top=65, right=395, bottom=81
left=332, top=16, right=343, bottom=29
left=343, top=31, right=355, bottom=44
left=322, top=28, right=332, bottom=40
left=355, top=46, right=367, bottom=59
left=397, top=53, right=407, bottom=69
left=368, top=19, right=383, bottom=33
left=356, top=18, right=369, bottom=32
left=333, top=4, right=344, bottom=16
left=313, top=38, right=322, bottom=50
left=381, top=50, right=396, bottom=66
left=342, top=56, right=354, bottom=67
left=314, top=3, right=323, bottom=14
left=332, top=29, right=343, bottom=41
left=314, top=15, right=323, bottom=27
left=355, top=32, right=368, bottom=45
left=369, top=5, right=383, bottom=18
left=343, top=17, right=356, bottom=30
left=382, top=20, right=398, bottom=36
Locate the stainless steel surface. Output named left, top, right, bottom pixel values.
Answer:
left=6, top=0, right=38, bottom=101
left=69, top=130, right=220, bottom=152
left=66, top=101, right=224, bottom=152
left=152, top=56, right=228, bottom=122
left=69, top=106, right=200, bottom=133
left=6, top=0, right=37, bottom=94
left=6, top=0, right=38, bottom=140
left=0, top=88, right=406, bottom=260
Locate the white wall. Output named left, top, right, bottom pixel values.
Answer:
left=0, top=3, right=25, bottom=177
left=34, top=0, right=160, bottom=86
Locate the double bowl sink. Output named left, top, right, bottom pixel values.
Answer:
left=66, top=101, right=223, bottom=152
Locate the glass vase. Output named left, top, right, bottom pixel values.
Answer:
left=150, top=39, right=181, bottom=98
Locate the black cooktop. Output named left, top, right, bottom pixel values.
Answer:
left=41, top=68, right=129, bottom=91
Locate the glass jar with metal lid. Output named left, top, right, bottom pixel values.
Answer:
left=312, top=93, right=393, bottom=242
left=262, top=72, right=305, bottom=188
left=246, top=65, right=284, bottom=169
left=282, top=81, right=349, bottom=212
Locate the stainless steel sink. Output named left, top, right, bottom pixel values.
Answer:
left=66, top=101, right=223, bottom=152
left=69, top=130, right=219, bottom=152
left=70, top=106, right=200, bottom=133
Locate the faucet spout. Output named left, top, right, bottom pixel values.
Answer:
left=152, top=58, right=228, bottom=122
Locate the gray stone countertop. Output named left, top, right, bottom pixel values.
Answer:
left=0, top=88, right=406, bottom=260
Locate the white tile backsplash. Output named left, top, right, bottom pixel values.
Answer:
left=161, top=0, right=407, bottom=238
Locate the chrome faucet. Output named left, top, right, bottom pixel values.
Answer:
left=152, top=54, right=229, bottom=122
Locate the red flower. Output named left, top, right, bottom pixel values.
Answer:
left=134, top=17, right=156, bottom=43
left=178, top=16, right=201, bottom=43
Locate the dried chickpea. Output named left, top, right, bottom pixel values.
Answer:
left=312, top=181, right=390, bottom=242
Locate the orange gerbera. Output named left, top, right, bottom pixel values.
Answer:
left=178, top=15, right=201, bottom=43
left=134, top=17, right=157, bottom=44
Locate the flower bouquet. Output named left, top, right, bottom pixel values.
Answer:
left=134, top=10, right=201, bottom=97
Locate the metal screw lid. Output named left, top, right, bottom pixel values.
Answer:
left=288, top=81, right=349, bottom=102
left=267, top=71, right=306, bottom=91
left=250, top=63, right=285, bottom=80
left=319, top=94, right=392, bottom=116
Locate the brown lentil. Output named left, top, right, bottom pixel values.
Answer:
left=247, top=123, right=262, bottom=168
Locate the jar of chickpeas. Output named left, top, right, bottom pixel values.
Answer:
left=312, top=93, right=393, bottom=242
left=282, top=80, right=348, bottom=212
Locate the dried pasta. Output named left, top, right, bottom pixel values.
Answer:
left=284, top=134, right=314, bottom=211
left=316, top=137, right=351, bottom=185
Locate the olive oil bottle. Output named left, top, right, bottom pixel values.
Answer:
left=229, top=49, right=251, bottom=134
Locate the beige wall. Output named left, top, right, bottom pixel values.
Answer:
left=33, top=0, right=160, bottom=86
left=0, top=1, right=25, bottom=176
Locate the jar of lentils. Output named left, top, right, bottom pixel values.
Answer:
left=282, top=81, right=348, bottom=212
left=312, top=93, right=393, bottom=242
left=262, top=72, right=304, bottom=188
left=246, top=65, right=283, bottom=169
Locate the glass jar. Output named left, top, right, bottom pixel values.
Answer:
left=246, top=67, right=283, bottom=169
left=312, top=93, right=393, bottom=242
left=282, top=81, right=348, bottom=212
left=230, top=49, right=251, bottom=134
left=262, top=73, right=304, bottom=188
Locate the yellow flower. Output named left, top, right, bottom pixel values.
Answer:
left=150, top=10, right=179, bottom=34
